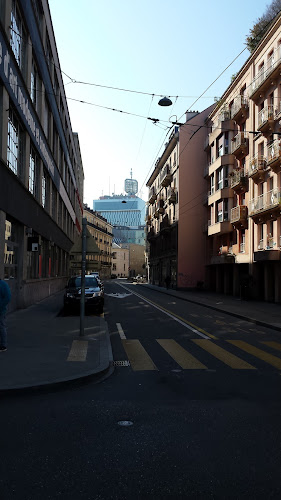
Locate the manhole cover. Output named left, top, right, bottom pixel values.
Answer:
left=113, top=360, right=130, bottom=367
left=118, top=421, right=133, bottom=426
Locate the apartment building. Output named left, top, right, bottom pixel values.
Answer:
left=111, top=242, right=129, bottom=278
left=0, top=0, right=84, bottom=310
left=83, top=206, right=113, bottom=279
left=205, top=12, right=281, bottom=303
left=146, top=126, right=180, bottom=286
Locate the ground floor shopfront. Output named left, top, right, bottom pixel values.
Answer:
left=206, top=257, right=281, bottom=303
left=0, top=169, right=75, bottom=311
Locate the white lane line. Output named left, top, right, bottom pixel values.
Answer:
left=117, top=322, right=126, bottom=339
left=116, top=284, right=210, bottom=339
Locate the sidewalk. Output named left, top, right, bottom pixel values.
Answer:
left=141, top=284, right=281, bottom=332
left=0, top=291, right=113, bottom=393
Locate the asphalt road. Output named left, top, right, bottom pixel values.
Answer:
left=1, top=280, right=281, bottom=499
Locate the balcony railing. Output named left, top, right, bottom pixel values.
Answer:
left=231, top=132, right=248, bottom=155
left=167, top=186, right=177, bottom=204
left=267, top=139, right=281, bottom=169
left=230, top=95, right=248, bottom=120
left=230, top=205, right=248, bottom=224
left=257, top=105, right=274, bottom=130
left=218, top=109, right=231, bottom=122
left=160, top=164, right=172, bottom=187
left=148, top=186, right=157, bottom=204
left=248, top=154, right=267, bottom=178
left=249, top=46, right=281, bottom=98
left=249, top=188, right=281, bottom=216
left=229, top=168, right=247, bottom=189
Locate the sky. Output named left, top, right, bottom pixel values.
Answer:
left=48, top=0, right=268, bottom=207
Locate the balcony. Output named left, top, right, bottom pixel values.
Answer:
left=208, top=153, right=235, bottom=176
left=210, top=247, right=235, bottom=264
left=267, top=139, right=281, bottom=173
left=167, top=186, right=177, bottom=204
left=249, top=188, right=281, bottom=222
left=152, top=205, right=159, bottom=219
left=229, top=168, right=247, bottom=193
left=255, top=236, right=281, bottom=261
left=157, top=198, right=165, bottom=214
left=248, top=155, right=267, bottom=183
left=230, top=95, right=249, bottom=122
left=249, top=46, right=281, bottom=101
left=148, top=186, right=157, bottom=204
left=208, top=220, right=233, bottom=236
left=160, top=164, right=172, bottom=187
left=208, top=180, right=233, bottom=205
left=230, top=205, right=248, bottom=228
left=231, top=132, right=248, bottom=158
left=160, top=215, right=171, bottom=232
left=257, top=105, right=274, bottom=135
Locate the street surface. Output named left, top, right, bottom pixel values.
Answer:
left=1, top=279, right=281, bottom=499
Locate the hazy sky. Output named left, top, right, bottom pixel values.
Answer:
left=48, top=0, right=267, bottom=206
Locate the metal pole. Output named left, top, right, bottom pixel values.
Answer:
left=80, top=217, right=87, bottom=336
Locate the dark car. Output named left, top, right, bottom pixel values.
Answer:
left=64, top=276, right=104, bottom=314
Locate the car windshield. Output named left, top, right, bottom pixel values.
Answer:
left=68, top=277, right=98, bottom=288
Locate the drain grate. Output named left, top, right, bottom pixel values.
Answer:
left=113, top=360, right=131, bottom=367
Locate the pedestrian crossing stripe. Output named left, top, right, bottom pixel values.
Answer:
left=157, top=339, right=207, bottom=369
left=118, top=339, right=281, bottom=371
left=121, top=340, right=158, bottom=371
left=228, top=340, right=281, bottom=371
left=192, top=339, right=255, bottom=369
left=261, top=341, right=281, bottom=353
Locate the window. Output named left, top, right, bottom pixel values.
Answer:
left=7, top=107, right=24, bottom=178
left=4, top=217, right=19, bottom=279
left=217, top=168, right=223, bottom=190
left=29, top=146, right=39, bottom=197
left=32, top=0, right=43, bottom=32
left=10, top=0, right=26, bottom=73
left=43, top=96, right=51, bottom=141
left=42, top=171, right=46, bottom=208
left=51, top=182, right=57, bottom=221
left=30, top=58, right=38, bottom=107
left=45, top=34, right=53, bottom=73
left=210, top=174, right=215, bottom=195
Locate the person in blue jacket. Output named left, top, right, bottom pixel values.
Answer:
left=0, top=279, right=11, bottom=352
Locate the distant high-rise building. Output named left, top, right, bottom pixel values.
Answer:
left=93, top=173, right=146, bottom=245
left=124, top=169, right=138, bottom=196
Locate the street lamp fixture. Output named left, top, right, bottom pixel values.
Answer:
left=158, top=96, right=173, bottom=107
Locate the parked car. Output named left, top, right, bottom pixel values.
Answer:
left=89, top=272, right=104, bottom=290
left=64, top=275, right=104, bottom=314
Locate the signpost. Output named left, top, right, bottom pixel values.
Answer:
left=80, top=218, right=87, bottom=336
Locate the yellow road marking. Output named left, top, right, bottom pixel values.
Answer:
left=67, top=340, right=88, bottom=362
left=122, top=340, right=158, bottom=371
left=117, top=283, right=215, bottom=339
left=228, top=340, right=281, bottom=370
left=261, top=341, right=281, bottom=352
left=193, top=340, right=255, bottom=369
left=157, top=339, right=207, bottom=369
